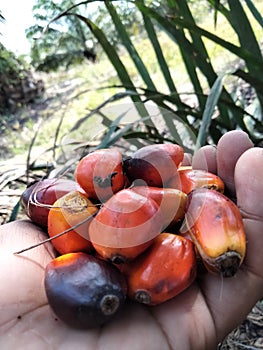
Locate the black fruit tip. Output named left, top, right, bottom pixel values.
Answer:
left=134, top=290, right=151, bottom=304
left=215, top=251, right=242, bottom=278
left=100, top=294, right=120, bottom=316
left=111, top=255, right=126, bottom=264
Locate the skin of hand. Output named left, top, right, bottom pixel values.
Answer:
left=0, top=130, right=262, bottom=350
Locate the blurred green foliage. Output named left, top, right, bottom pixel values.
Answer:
left=39, top=0, right=262, bottom=149
left=26, top=0, right=142, bottom=72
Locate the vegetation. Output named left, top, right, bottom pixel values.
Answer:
left=0, top=12, right=44, bottom=116
left=26, top=0, right=142, bottom=71
left=0, top=43, right=44, bottom=116
left=1, top=0, right=262, bottom=164
left=25, top=0, right=263, bottom=156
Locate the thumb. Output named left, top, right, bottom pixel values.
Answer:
left=235, top=147, right=263, bottom=283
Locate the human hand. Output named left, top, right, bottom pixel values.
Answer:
left=0, top=130, right=262, bottom=350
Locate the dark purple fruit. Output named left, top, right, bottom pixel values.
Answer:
left=44, top=252, right=127, bottom=329
left=21, top=178, right=81, bottom=229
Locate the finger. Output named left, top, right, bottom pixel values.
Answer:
left=216, top=130, right=254, bottom=196
left=0, top=220, right=56, bottom=326
left=181, top=153, right=192, bottom=166
left=192, top=145, right=217, bottom=173
left=199, top=147, right=263, bottom=343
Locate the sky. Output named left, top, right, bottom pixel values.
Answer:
left=0, top=0, right=36, bottom=55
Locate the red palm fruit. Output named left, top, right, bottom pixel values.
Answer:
left=168, top=168, right=225, bottom=194
left=123, top=143, right=184, bottom=187
left=130, top=186, right=186, bottom=229
left=48, top=191, right=98, bottom=255
left=74, top=148, right=125, bottom=202
left=184, top=188, right=246, bottom=277
left=89, top=188, right=163, bottom=263
left=123, top=233, right=196, bottom=305
left=21, top=178, right=82, bottom=229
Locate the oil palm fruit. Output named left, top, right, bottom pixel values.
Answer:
left=184, top=188, right=246, bottom=277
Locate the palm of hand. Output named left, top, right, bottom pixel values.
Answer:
left=0, top=222, right=215, bottom=350
left=0, top=131, right=262, bottom=350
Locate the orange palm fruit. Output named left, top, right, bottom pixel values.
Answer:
left=168, top=168, right=225, bottom=194
left=89, top=188, right=163, bottom=263
left=48, top=191, right=98, bottom=255
left=130, top=186, right=186, bottom=229
left=184, top=188, right=246, bottom=277
left=74, top=148, right=125, bottom=202
left=123, top=233, right=196, bottom=305
left=123, top=143, right=184, bottom=187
